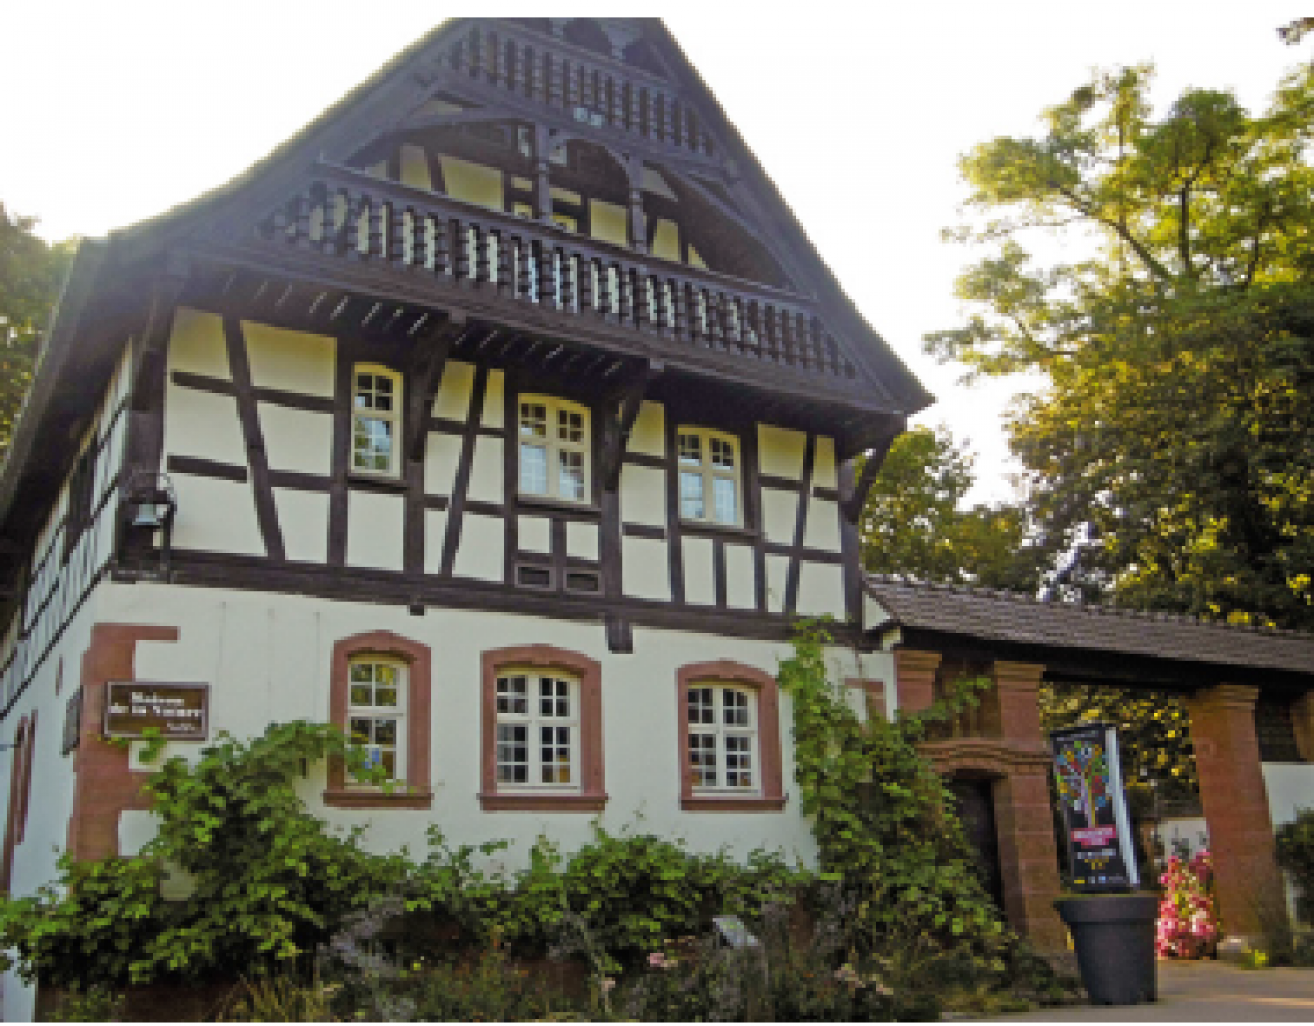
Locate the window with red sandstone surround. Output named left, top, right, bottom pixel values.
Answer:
left=480, top=646, right=606, bottom=812
left=325, top=631, right=432, bottom=809
left=677, top=661, right=785, bottom=812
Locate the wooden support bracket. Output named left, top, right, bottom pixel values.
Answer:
left=839, top=426, right=900, bottom=525
left=600, top=359, right=662, bottom=492
left=405, top=314, right=465, bottom=463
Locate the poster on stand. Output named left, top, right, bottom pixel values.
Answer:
left=1051, top=722, right=1139, bottom=891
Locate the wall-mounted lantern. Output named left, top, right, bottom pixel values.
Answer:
left=118, top=472, right=178, bottom=578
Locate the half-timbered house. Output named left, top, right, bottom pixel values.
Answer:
left=0, top=18, right=930, bottom=1013
left=6, top=23, right=1314, bottom=1017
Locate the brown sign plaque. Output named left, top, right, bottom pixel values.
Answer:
left=103, top=682, right=209, bottom=741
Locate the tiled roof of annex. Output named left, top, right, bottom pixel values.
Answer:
left=864, top=575, right=1314, bottom=677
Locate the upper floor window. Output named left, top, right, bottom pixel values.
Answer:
left=519, top=396, right=590, bottom=502
left=677, top=428, right=739, bottom=526
left=352, top=364, right=402, bottom=476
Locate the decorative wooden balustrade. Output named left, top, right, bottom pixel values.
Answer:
left=254, top=163, right=857, bottom=383
left=446, top=23, right=716, bottom=159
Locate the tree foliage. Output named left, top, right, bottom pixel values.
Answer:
left=860, top=425, right=1043, bottom=591
left=0, top=204, right=72, bottom=454
left=927, top=64, right=1314, bottom=629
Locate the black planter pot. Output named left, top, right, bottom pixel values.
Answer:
left=1054, top=893, right=1158, bottom=1005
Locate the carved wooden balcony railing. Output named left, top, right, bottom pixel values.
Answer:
left=251, top=163, right=857, bottom=382
left=445, top=23, right=716, bottom=159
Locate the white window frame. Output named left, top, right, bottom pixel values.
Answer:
left=494, top=668, right=581, bottom=793
left=687, top=683, right=759, bottom=795
left=677, top=426, right=741, bottom=526
left=351, top=363, right=403, bottom=477
left=347, top=657, right=406, bottom=786
left=518, top=395, right=591, bottom=503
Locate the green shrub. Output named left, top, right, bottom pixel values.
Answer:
left=1276, top=808, right=1314, bottom=925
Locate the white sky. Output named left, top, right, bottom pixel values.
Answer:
left=0, top=2, right=1304, bottom=503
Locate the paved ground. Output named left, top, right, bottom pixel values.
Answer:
left=979, top=959, right=1314, bottom=1022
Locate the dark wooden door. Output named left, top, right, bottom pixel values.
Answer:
left=947, top=776, right=1005, bottom=909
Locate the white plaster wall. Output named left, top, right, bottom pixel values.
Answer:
left=93, top=582, right=897, bottom=876
left=682, top=536, right=715, bottom=605
left=346, top=492, right=404, bottom=571
left=802, top=497, right=841, bottom=552
left=168, top=307, right=230, bottom=379
left=760, top=488, right=798, bottom=545
left=724, top=543, right=756, bottom=610
left=864, top=595, right=892, bottom=632
left=566, top=522, right=598, bottom=562
left=758, top=425, right=806, bottom=479
left=433, top=361, right=475, bottom=421
left=243, top=322, right=336, bottom=396
left=796, top=562, right=845, bottom=618
left=622, top=537, right=670, bottom=601
left=518, top=515, right=551, bottom=554
left=620, top=465, right=665, bottom=527
left=628, top=401, right=665, bottom=457
left=258, top=405, right=333, bottom=476
left=423, top=511, right=449, bottom=575
left=453, top=514, right=504, bottom=582
left=171, top=475, right=265, bottom=556
left=163, top=386, right=248, bottom=467
left=0, top=587, right=110, bottom=1023
left=812, top=436, right=838, bottom=490
left=482, top=370, right=505, bottom=429
left=273, top=489, right=330, bottom=563
left=765, top=555, right=789, bottom=614
left=467, top=437, right=504, bottom=504
left=424, top=433, right=462, bottom=495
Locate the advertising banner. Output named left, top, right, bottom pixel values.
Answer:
left=1051, top=722, right=1139, bottom=891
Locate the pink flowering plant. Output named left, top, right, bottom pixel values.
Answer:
left=1155, top=850, right=1220, bottom=958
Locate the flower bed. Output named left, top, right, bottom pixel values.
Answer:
left=1156, top=850, right=1219, bottom=958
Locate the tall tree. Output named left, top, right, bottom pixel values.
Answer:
left=927, top=65, right=1314, bottom=630
left=861, top=424, right=1043, bottom=591
left=0, top=204, right=72, bottom=455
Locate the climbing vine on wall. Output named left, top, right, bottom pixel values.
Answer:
left=777, top=622, right=1054, bottom=984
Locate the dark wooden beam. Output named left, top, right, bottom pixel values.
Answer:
left=840, top=425, right=901, bottom=525
left=600, top=359, right=662, bottom=491
left=130, top=255, right=189, bottom=412
left=405, top=314, right=465, bottom=462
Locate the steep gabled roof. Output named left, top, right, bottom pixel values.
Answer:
left=0, top=17, right=932, bottom=549
left=105, top=18, right=931, bottom=411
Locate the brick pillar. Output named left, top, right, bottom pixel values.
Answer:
left=993, top=661, right=1046, bottom=747
left=1291, top=691, right=1314, bottom=763
left=893, top=649, right=941, bottom=716
left=1186, top=684, right=1287, bottom=944
left=994, top=761, right=1067, bottom=952
left=989, top=660, right=1065, bottom=952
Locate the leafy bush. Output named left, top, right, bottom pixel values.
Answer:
left=1276, top=808, right=1314, bottom=925
left=0, top=722, right=402, bottom=987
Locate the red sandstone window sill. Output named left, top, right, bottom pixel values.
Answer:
left=323, top=788, right=433, bottom=810
left=681, top=795, right=787, bottom=812
left=478, top=792, right=608, bottom=812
